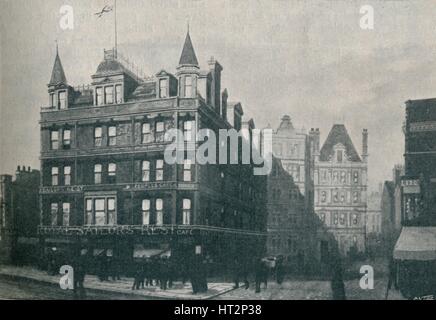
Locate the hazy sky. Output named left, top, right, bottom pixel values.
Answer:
left=2, top=0, right=436, bottom=191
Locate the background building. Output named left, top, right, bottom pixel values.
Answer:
left=365, top=187, right=382, bottom=257
left=263, top=116, right=320, bottom=273
left=313, top=124, right=368, bottom=257
left=381, top=164, right=403, bottom=255
left=0, top=166, right=40, bottom=264
left=38, top=32, right=267, bottom=275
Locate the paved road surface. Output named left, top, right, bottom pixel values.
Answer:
left=0, top=275, right=145, bottom=300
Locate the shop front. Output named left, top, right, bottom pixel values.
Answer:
left=393, top=226, right=436, bottom=298
left=37, top=225, right=266, bottom=277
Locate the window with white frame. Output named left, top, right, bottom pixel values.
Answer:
left=159, top=78, right=168, bottom=98
left=184, top=75, right=193, bottom=97
left=155, top=121, right=165, bottom=142
left=107, top=198, right=116, bottom=225
left=96, top=87, right=103, bottom=106
left=339, top=212, right=346, bottom=225
left=94, top=127, right=102, bottom=146
left=62, top=203, right=70, bottom=226
left=108, top=163, right=116, bottom=183
left=64, top=166, right=71, bottom=186
left=182, top=199, right=191, bottom=225
left=141, top=160, right=150, bottom=182
left=183, top=159, right=192, bottom=181
left=332, top=212, right=339, bottom=225
left=353, top=191, right=359, bottom=203
left=108, top=126, right=117, bottom=146
left=105, top=86, right=114, bottom=104
left=63, top=129, right=71, bottom=149
left=156, top=160, right=164, bottom=181
left=94, top=198, right=105, bottom=225
left=142, top=123, right=152, bottom=144
left=50, top=92, right=57, bottom=108
left=142, top=199, right=150, bottom=225
left=115, top=84, right=123, bottom=103
left=351, top=212, right=359, bottom=225
left=156, top=199, right=163, bottom=225
left=183, top=120, right=195, bottom=142
left=353, top=171, right=359, bottom=184
left=85, top=199, right=93, bottom=225
left=50, top=203, right=58, bottom=226
left=94, top=164, right=102, bottom=184
left=321, top=191, right=327, bottom=203
left=340, top=171, right=346, bottom=184
left=51, top=167, right=59, bottom=186
left=50, top=130, right=59, bottom=150
left=84, top=197, right=117, bottom=226
left=58, top=91, right=67, bottom=109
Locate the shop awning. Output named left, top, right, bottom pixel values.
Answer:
left=394, top=227, right=436, bottom=261
left=133, top=245, right=166, bottom=258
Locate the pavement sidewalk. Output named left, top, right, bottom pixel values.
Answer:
left=0, top=264, right=236, bottom=300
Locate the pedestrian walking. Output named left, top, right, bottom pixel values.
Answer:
left=131, top=261, right=143, bottom=290
left=254, top=258, right=264, bottom=293
left=159, top=256, right=169, bottom=290
left=385, top=256, right=398, bottom=299
left=275, top=257, right=285, bottom=285
left=73, top=250, right=87, bottom=299
left=330, top=255, right=346, bottom=300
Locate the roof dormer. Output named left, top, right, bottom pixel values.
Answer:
left=47, top=45, right=72, bottom=110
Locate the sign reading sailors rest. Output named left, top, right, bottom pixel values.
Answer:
left=37, top=225, right=195, bottom=236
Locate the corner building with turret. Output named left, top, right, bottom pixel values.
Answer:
left=38, top=32, right=267, bottom=274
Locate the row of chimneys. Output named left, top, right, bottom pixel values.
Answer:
left=16, top=165, right=32, bottom=173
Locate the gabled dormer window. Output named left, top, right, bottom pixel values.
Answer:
left=337, top=150, right=343, bottom=162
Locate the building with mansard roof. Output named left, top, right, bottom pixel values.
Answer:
left=38, top=31, right=267, bottom=275
left=313, top=124, right=368, bottom=257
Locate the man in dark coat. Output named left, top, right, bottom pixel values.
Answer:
left=330, top=255, right=346, bottom=300
left=159, top=257, right=169, bottom=290
left=73, top=251, right=87, bottom=299
left=131, top=261, right=143, bottom=290
left=275, top=257, right=285, bottom=285
left=255, top=258, right=265, bottom=293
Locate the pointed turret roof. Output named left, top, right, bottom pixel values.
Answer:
left=319, top=124, right=361, bottom=162
left=49, top=47, right=67, bottom=86
left=178, top=31, right=199, bottom=66
left=276, top=115, right=295, bottom=134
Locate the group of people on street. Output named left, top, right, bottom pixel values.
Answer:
left=132, top=255, right=179, bottom=290
left=232, top=256, right=287, bottom=293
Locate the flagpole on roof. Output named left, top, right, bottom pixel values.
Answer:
left=114, top=0, right=117, bottom=58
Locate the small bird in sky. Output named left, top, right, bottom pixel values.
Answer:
left=95, top=5, right=113, bottom=18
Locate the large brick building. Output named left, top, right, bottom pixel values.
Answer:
left=313, top=124, right=368, bottom=257
left=38, top=32, right=267, bottom=273
left=392, top=98, right=436, bottom=298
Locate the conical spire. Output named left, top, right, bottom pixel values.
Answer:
left=49, top=44, right=67, bottom=86
left=178, top=31, right=199, bottom=66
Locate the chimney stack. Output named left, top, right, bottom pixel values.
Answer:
left=309, top=128, right=320, bottom=159
left=362, top=129, right=368, bottom=161
left=208, top=57, right=223, bottom=115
